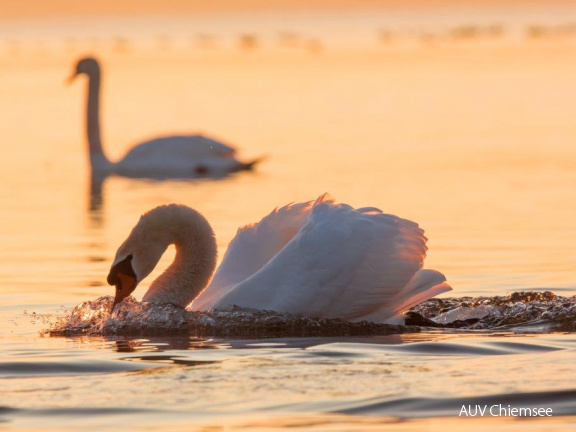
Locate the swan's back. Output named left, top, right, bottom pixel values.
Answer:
left=209, top=195, right=451, bottom=322
left=116, top=135, right=243, bottom=175
left=122, top=135, right=235, bottom=160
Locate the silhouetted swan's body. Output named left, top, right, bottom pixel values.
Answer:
left=70, top=57, right=260, bottom=179
left=108, top=195, right=451, bottom=323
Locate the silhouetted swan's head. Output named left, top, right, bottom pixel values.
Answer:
left=68, top=56, right=100, bottom=84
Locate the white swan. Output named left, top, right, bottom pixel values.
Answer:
left=69, top=57, right=260, bottom=178
left=107, top=194, right=451, bottom=323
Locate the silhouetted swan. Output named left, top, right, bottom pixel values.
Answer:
left=69, top=57, right=260, bottom=179
left=107, top=194, right=451, bottom=323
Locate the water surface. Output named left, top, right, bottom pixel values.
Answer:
left=1, top=3, right=576, bottom=430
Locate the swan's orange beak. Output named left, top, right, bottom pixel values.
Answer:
left=108, top=254, right=137, bottom=312
left=112, top=273, right=137, bottom=311
left=65, top=72, right=77, bottom=85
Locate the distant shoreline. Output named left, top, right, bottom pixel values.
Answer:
left=2, top=0, right=576, bottom=20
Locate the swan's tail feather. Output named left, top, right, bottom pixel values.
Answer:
left=235, top=156, right=267, bottom=171
left=391, top=269, right=452, bottom=316
left=354, top=269, right=451, bottom=323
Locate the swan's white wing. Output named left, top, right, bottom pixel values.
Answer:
left=214, top=196, right=448, bottom=321
left=190, top=197, right=319, bottom=310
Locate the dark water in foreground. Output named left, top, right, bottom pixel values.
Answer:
left=1, top=292, right=575, bottom=430
left=2, top=329, right=576, bottom=430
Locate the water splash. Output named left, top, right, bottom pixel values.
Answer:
left=412, top=291, right=576, bottom=330
left=44, top=291, right=576, bottom=337
left=46, top=296, right=189, bottom=336
left=430, top=305, right=496, bottom=325
left=46, top=296, right=410, bottom=337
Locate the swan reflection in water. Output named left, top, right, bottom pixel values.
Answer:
left=86, top=165, right=252, bottom=225
left=111, top=334, right=409, bottom=354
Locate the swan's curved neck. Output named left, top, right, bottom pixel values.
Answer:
left=85, top=67, right=110, bottom=169
left=141, top=208, right=217, bottom=308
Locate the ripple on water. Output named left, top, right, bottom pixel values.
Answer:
left=0, top=358, right=164, bottom=378
left=329, top=389, right=576, bottom=418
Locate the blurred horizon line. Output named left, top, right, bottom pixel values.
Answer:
left=2, top=0, right=576, bottom=19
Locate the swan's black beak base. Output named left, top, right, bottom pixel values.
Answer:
left=107, top=255, right=137, bottom=311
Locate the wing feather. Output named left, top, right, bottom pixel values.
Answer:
left=213, top=195, right=439, bottom=320
left=190, top=197, right=325, bottom=310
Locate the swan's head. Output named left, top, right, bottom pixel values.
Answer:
left=68, top=57, right=100, bottom=83
left=107, top=210, right=174, bottom=310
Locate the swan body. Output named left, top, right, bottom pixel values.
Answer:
left=70, top=57, right=259, bottom=178
left=114, top=134, right=254, bottom=178
left=108, top=195, right=451, bottom=323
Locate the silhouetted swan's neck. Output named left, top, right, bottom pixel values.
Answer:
left=85, top=63, right=110, bottom=169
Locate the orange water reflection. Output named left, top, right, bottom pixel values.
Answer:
left=1, top=16, right=576, bottom=310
